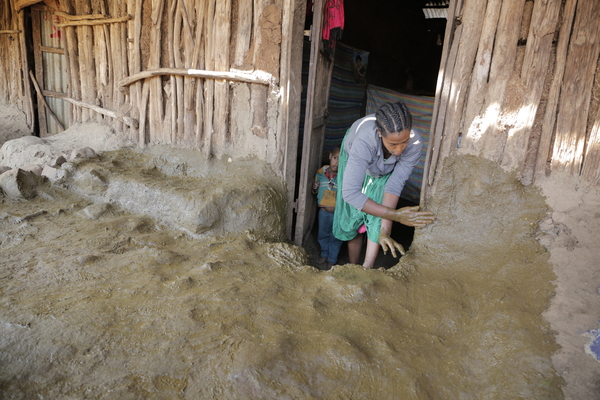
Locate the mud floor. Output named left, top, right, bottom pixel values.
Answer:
left=0, top=152, right=563, bottom=399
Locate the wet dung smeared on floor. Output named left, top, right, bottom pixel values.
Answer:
left=0, top=151, right=562, bottom=398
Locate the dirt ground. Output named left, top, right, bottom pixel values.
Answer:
left=1, top=106, right=599, bottom=399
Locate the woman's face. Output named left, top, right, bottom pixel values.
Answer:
left=379, top=129, right=411, bottom=157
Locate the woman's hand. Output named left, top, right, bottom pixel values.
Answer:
left=383, top=206, right=435, bottom=227
left=378, top=231, right=405, bottom=258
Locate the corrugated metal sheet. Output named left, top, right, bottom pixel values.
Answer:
left=422, top=8, right=448, bottom=19
left=40, top=10, right=68, bottom=133
left=423, top=0, right=449, bottom=19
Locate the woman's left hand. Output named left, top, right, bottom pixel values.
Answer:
left=383, top=206, right=435, bottom=227
left=378, top=231, right=406, bottom=258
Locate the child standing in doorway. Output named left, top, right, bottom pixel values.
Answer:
left=312, top=147, right=343, bottom=269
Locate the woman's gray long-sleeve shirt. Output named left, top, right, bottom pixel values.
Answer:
left=342, top=114, right=423, bottom=211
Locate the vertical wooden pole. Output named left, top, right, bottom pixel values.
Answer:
left=31, top=7, right=49, bottom=135
left=203, top=0, right=215, bottom=155
left=128, top=0, right=143, bottom=143
left=551, top=0, right=600, bottom=175
left=93, top=0, right=109, bottom=118
left=213, top=0, right=231, bottom=148
left=17, top=9, right=35, bottom=131
left=62, top=1, right=80, bottom=125
left=77, top=0, right=96, bottom=122
left=467, top=0, right=526, bottom=163
left=182, top=0, right=198, bottom=145
left=167, top=0, right=177, bottom=144
left=462, top=0, right=502, bottom=140
left=174, top=0, right=185, bottom=143
left=426, top=0, right=463, bottom=188
left=139, top=80, right=150, bottom=146
left=110, top=0, right=124, bottom=132
left=234, top=0, right=253, bottom=66
left=120, top=0, right=130, bottom=138
left=534, top=0, right=577, bottom=178
left=581, top=109, right=600, bottom=183
left=193, top=0, right=205, bottom=148
left=501, top=0, right=561, bottom=180
left=149, top=0, right=165, bottom=144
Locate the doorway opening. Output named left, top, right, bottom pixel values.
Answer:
left=29, top=4, right=70, bottom=137
left=294, top=0, right=447, bottom=269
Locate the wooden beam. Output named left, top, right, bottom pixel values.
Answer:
left=138, top=83, right=150, bottom=146
left=502, top=0, right=561, bottom=178
left=54, top=11, right=106, bottom=20
left=213, top=0, right=231, bottom=146
left=234, top=0, right=253, bottom=66
left=56, top=15, right=131, bottom=27
left=167, top=0, right=177, bottom=144
left=119, top=68, right=273, bottom=88
left=14, top=0, right=43, bottom=11
left=476, top=0, right=526, bottom=162
left=29, top=70, right=65, bottom=131
left=18, top=8, right=35, bottom=132
left=173, top=0, right=185, bottom=144
left=191, top=0, right=206, bottom=147
left=462, top=0, right=502, bottom=140
left=534, top=0, right=577, bottom=178
left=551, top=0, right=600, bottom=175
left=63, top=97, right=139, bottom=129
left=581, top=108, right=600, bottom=183
left=424, top=0, right=461, bottom=193
left=181, top=0, right=200, bottom=145
left=40, top=45, right=65, bottom=55
left=427, top=22, right=462, bottom=186
left=149, top=0, right=165, bottom=144
left=203, top=0, right=216, bottom=155
left=0, top=30, right=21, bottom=34
left=129, top=0, right=143, bottom=136
left=31, top=7, right=48, bottom=135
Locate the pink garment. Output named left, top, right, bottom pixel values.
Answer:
left=358, top=224, right=367, bottom=234
left=322, top=0, right=344, bottom=40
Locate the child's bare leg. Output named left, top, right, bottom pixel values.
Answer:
left=348, top=233, right=364, bottom=264
left=363, top=239, right=380, bottom=269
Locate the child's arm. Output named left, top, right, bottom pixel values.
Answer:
left=312, top=179, right=319, bottom=194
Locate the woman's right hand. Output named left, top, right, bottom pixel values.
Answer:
left=383, top=206, right=435, bottom=227
left=378, top=231, right=405, bottom=258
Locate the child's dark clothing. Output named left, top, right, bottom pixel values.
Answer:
left=314, top=165, right=343, bottom=265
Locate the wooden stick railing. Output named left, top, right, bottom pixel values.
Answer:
left=118, top=68, right=274, bottom=89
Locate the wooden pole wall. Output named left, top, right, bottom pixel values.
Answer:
left=424, top=0, right=600, bottom=202
left=551, top=1, right=600, bottom=176
left=0, top=1, right=34, bottom=129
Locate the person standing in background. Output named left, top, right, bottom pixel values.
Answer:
left=312, top=147, right=343, bottom=269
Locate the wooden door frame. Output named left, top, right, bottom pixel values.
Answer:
left=292, top=0, right=335, bottom=246
left=30, top=4, right=69, bottom=136
left=421, top=0, right=457, bottom=204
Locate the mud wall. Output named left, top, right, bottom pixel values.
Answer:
left=425, top=0, right=600, bottom=202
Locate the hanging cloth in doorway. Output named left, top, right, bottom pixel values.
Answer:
left=322, top=0, right=344, bottom=57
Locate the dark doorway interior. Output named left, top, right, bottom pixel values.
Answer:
left=341, top=0, right=446, bottom=96
left=300, top=0, right=447, bottom=269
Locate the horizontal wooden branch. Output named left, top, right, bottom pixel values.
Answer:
left=14, top=0, right=43, bottom=11
left=54, top=11, right=107, bottom=21
left=0, top=30, right=21, bottom=34
left=118, top=68, right=274, bottom=89
left=63, top=97, right=139, bottom=129
left=56, top=15, right=131, bottom=27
